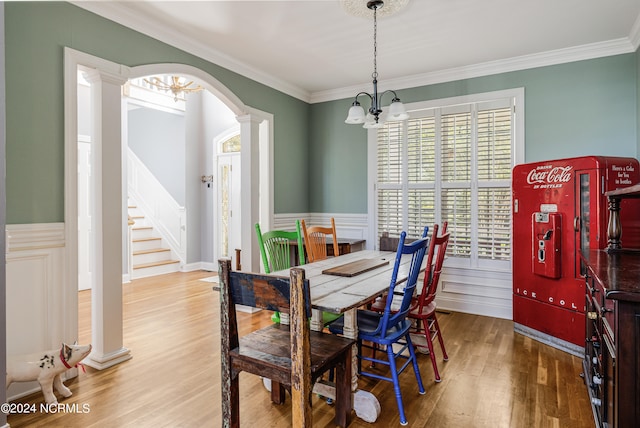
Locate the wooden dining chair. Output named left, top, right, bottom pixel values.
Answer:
left=255, top=221, right=306, bottom=323
left=255, top=221, right=305, bottom=274
left=301, top=217, right=342, bottom=325
left=407, top=222, right=450, bottom=382
left=301, top=217, right=339, bottom=263
left=327, top=228, right=430, bottom=426
left=218, top=259, right=355, bottom=428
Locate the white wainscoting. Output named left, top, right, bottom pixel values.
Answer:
left=275, top=213, right=513, bottom=320
left=274, top=212, right=370, bottom=245
left=5, top=223, right=77, bottom=401
left=438, top=266, right=512, bottom=320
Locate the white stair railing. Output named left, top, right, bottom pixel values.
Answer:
left=127, top=148, right=186, bottom=263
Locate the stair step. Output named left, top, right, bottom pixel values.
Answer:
left=133, top=236, right=161, bottom=243
left=132, top=225, right=153, bottom=231
left=133, top=259, right=180, bottom=270
left=132, top=236, right=163, bottom=252
left=131, top=215, right=145, bottom=220
left=133, top=248, right=170, bottom=256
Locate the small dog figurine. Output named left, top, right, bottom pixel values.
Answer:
left=6, top=342, right=92, bottom=404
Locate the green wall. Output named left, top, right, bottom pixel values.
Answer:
left=4, top=1, right=309, bottom=223
left=310, top=54, right=639, bottom=213
left=4, top=2, right=640, bottom=222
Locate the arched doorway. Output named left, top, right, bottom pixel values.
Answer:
left=64, top=49, right=273, bottom=369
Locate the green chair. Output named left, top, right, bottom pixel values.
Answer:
left=255, top=220, right=339, bottom=326
left=255, top=221, right=305, bottom=323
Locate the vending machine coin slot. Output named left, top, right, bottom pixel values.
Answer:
left=532, top=212, right=562, bottom=279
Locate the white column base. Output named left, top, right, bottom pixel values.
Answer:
left=83, top=347, right=132, bottom=370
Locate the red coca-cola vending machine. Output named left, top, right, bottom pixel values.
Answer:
left=512, top=156, right=640, bottom=355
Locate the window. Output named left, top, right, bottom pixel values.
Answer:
left=372, top=89, right=523, bottom=270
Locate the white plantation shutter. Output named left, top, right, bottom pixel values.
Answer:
left=440, top=106, right=472, bottom=256
left=406, top=115, right=436, bottom=238
left=377, top=122, right=403, bottom=237
left=375, top=94, right=515, bottom=268
left=477, top=104, right=512, bottom=261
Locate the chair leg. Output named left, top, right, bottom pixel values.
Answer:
left=405, top=334, right=426, bottom=395
left=386, top=345, right=409, bottom=426
left=223, top=373, right=240, bottom=428
left=433, top=315, right=449, bottom=361
left=370, top=341, right=377, bottom=368
left=271, top=380, right=286, bottom=404
left=424, top=317, right=441, bottom=382
left=412, top=318, right=431, bottom=355
left=334, top=349, right=353, bottom=428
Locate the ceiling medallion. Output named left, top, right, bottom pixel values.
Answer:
left=340, top=0, right=409, bottom=19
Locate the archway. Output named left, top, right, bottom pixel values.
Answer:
left=64, top=49, right=272, bottom=369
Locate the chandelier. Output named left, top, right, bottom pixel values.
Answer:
left=143, top=76, right=204, bottom=102
left=345, top=0, right=409, bottom=128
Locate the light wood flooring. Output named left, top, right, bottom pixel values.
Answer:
left=8, top=270, right=594, bottom=427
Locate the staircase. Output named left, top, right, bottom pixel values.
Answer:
left=128, top=203, right=180, bottom=279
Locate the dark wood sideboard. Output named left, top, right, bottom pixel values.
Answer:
left=581, top=249, right=640, bottom=428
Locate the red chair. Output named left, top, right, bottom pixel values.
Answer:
left=408, top=222, right=450, bottom=382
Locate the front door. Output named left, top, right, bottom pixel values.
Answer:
left=217, top=149, right=241, bottom=267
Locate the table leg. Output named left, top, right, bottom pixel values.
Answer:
left=341, top=310, right=359, bottom=391
left=342, top=309, right=381, bottom=423
left=309, top=308, right=381, bottom=423
left=310, top=309, right=324, bottom=332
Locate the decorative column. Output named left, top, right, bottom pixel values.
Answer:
left=237, top=114, right=262, bottom=272
left=83, top=69, right=132, bottom=369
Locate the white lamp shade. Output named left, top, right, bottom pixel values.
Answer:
left=387, top=100, right=409, bottom=121
left=363, top=113, right=384, bottom=128
left=345, top=105, right=366, bottom=124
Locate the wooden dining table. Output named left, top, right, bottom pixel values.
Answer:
left=269, top=249, right=425, bottom=423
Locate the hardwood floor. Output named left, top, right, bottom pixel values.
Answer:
left=7, top=270, right=594, bottom=427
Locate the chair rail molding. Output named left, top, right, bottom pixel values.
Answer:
left=274, top=213, right=369, bottom=245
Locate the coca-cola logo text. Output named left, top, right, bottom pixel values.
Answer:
left=526, top=165, right=573, bottom=188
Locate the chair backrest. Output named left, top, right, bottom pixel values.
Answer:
left=219, top=258, right=312, bottom=328
left=218, top=258, right=312, bottom=426
left=301, top=217, right=339, bottom=263
left=377, top=227, right=430, bottom=336
left=417, top=222, right=450, bottom=309
left=255, top=221, right=305, bottom=273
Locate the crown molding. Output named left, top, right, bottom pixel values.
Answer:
left=74, top=2, right=638, bottom=106
left=630, top=13, right=640, bottom=51
left=72, top=1, right=312, bottom=103
left=310, top=37, right=637, bottom=104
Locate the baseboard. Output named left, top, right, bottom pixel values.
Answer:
left=514, top=323, right=584, bottom=357
left=181, top=261, right=215, bottom=272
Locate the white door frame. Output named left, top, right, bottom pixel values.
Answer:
left=64, top=48, right=273, bottom=369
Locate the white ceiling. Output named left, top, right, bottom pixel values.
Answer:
left=76, top=0, right=640, bottom=103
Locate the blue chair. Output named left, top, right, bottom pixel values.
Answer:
left=328, top=228, right=430, bottom=426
